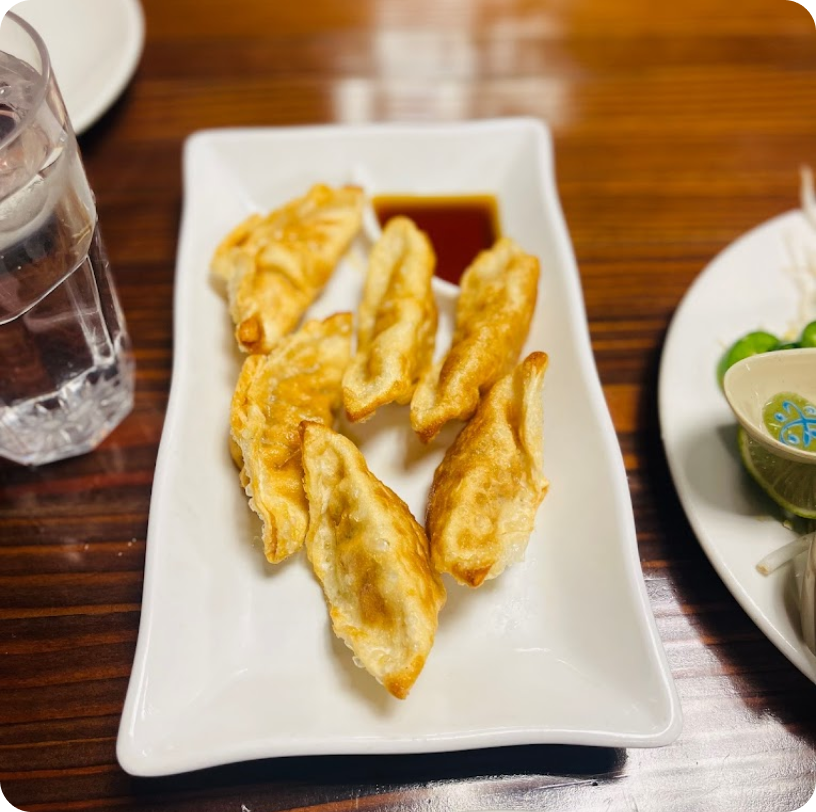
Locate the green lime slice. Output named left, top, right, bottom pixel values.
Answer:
left=737, top=427, right=816, bottom=519
left=800, top=320, right=816, bottom=349
left=717, top=331, right=780, bottom=387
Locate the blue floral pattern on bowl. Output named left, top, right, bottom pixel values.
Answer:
left=764, top=393, right=816, bottom=452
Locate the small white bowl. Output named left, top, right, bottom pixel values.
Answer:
left=723, top=347, right=816, bottom=465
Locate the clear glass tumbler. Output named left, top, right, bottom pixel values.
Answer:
left=0, top=12, right=134, bottom=466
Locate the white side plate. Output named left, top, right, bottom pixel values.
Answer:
left=14, top=0, right=144, bottom=134
left=117, top=119, right=681, bottom=777
left=660, top=208, right=816, bottom=684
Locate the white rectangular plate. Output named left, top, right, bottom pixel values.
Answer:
left=117, top=119, right=681, bottom=777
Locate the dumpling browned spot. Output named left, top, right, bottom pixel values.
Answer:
left=410, top=237, right=539, bottom=442
left=300, top=421, right=446, bottom=699
left=426, top=351, right=549, bottom=587
left=211, top=184, right=364, bottom=353
left=230, top=313, right=352, bottom=563
left=342, top=216, right=437, bottom=422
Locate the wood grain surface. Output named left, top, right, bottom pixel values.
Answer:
left=2, top=0, right=816, bottom=810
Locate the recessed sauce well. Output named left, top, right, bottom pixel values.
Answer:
left=372, top=194, right=500, bottom=285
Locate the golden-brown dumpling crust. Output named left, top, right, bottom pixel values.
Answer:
left=210, top=213, right=264, bottom=288
left=410, top=237, right=539, bottom=442
left=212, top=184, right=364, bottom=353
left=230, top=313, right=352, bottom=563
left=342, top=217, right=438, bottom=422
left=426, top=351, right=549, bottom=587
left=300, top=421, right=446, bottom=699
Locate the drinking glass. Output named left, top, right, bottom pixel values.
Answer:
left=0, top=11, right=134, bottom=466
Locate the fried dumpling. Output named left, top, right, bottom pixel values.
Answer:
left=342, top=217, right=438, bottom=422
left=212, top=184, right=364, bottom=353
left=301, top=421, right=446, bottom=699
left=410, top=237, right=539, bottom=442
left=230, top=313, right=352, bottom=563
left=426, top=351, right=549, bottom=587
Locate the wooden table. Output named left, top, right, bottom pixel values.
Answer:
left=2, top=0, right=816, bottom=809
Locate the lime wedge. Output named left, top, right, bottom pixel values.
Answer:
left=738, top=427, right=816, bottom=519
left=801, top=320, right=816, bottom=349
left=717, top=331, right=780, bottom=387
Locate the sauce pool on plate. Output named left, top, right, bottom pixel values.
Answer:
left=372, top=194, right=500, bottom=285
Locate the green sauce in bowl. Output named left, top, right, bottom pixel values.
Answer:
left=764, top=392, right=816, bottom=453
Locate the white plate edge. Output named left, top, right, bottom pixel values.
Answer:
left=528, top=120, right=683, bottom=746
left=13, top=0, right=145, bottom=134
left=657, top=208, right=816, bottom=683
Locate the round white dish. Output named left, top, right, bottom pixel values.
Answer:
left=13, top=0, right=144, bottom=134
left=659, top=207, right=816, bottom=684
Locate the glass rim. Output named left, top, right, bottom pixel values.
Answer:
left=0, top=11, right=52, bottom=155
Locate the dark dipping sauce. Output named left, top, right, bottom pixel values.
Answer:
left=372, top=194, right=500, bottom=285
